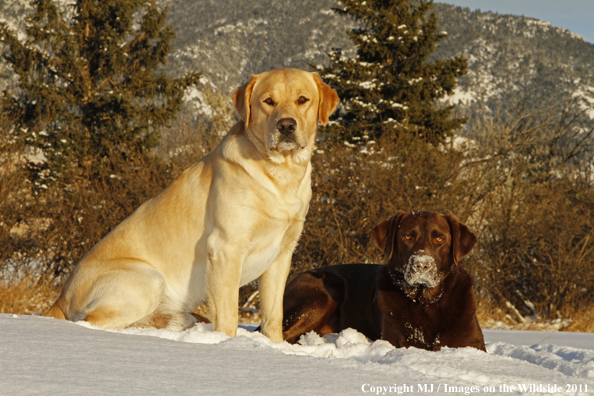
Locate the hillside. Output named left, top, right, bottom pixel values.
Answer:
left=2, top=0, right=593, bottom=130
left=162, top=0, right=594, bottom=138
left=162, top=1, right=594, bottom=98
left=162, top=0, right=354, bottom=91
left=432, top=4, right=594, bottom=132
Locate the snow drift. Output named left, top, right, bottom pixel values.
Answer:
left=0, top=314, right=592, bottom=395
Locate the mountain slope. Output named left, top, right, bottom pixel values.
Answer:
left=432, top=4, right=594, bottom=130
left=164, top=0, right=355, bottom=91
left=2, top=0, right=594, bottom=130
left=164, top=0, right=594, bottom=134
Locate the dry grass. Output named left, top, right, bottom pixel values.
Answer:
left=476, top=300, right=594, bottom=333
left=0, top=280, right=261, bottom=325
left=1, top=279, right=590, bottom=332
left=0, top=276, right=59, bottom=316
left=562, top=307, right=594, bottom=333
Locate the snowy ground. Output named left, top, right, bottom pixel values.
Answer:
left=1, top=314, right=593, bottom=396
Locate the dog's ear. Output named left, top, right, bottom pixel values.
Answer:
left=372, top=219, right=391, bottom=253
left=372, top=212, right=404, bottom=260
left=446, top=214, right=477, bottom=264
left=313, top=74, right=339, bottom=126
left=232, top=75, right=258, bottom=127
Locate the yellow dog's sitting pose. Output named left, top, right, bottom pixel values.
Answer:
left=46, top=68, right=339, bottom=342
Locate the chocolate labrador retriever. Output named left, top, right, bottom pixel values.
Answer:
left=282, top=211, right=486, bottom=351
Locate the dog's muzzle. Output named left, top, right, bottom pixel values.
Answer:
left=270, top=117, right=304, bottom=151
left=277, top=118, right=296, bottom=136
left=404, top=251, right=440, bottom=288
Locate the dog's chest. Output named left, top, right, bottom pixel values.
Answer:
left=398, top=305, right=442, bottom=348
left=239, top=220, right=296, bottom=286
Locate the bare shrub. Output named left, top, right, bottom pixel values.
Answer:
left=3, top=88, right=594, bottom=330
left=462, top=110, right=594, bottom=321
left=0, top=103, right=224, bottom=281
left=293, top=135, right=469, bottom=278
left=291, top=103, right=594, bottom=325
left=0, top=95, right=239, bottom=315
left=0, top=114, right=32, bottom=276
left=159, top=85, right=235, bottom=174
left=1, top=152, right=171, bottom=280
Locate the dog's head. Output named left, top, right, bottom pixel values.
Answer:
left=232, top=68, right=339, bottom=163
left=372, top=211, right=477, bottom=290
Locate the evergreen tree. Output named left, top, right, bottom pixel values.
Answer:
left=314, top=0, right=467, bottom=144
left=0, top=0, right=201, bottom=188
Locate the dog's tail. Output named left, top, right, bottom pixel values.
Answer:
left=45, top=301, right=66, bottom=320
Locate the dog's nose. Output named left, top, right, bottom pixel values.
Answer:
left=414, top=261, right=430, bottom=271
left=411, top=254, right=434, bottom=272
left=277, top=118, right=297, bottom=135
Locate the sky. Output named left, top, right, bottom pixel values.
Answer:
left=439, top=0, right=594, bottom=43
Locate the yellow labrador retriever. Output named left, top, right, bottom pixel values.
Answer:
left=45, top=68, right=339, bottom=342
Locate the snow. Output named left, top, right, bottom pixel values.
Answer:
left=1, top=314, right=593, bottom=395
left=404, top=250, right=440, bottom=288
left=444, top=135, right=478, bottom=153
left=359, top=80, right=378, bottom=89
left=445, top=86, right=477, bottom=105
left=572, top=86, right=594, bottom=120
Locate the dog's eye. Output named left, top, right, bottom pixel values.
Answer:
left=298, top=96, right=309, bottom=104
left=264, top=98, right=274, bottom=106
left=403, top=235, right=412, bottom=241
left=435, top=237, right=444, bottom=243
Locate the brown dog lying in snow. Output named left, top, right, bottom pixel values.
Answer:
left=281, top=211, right=486, bottom=351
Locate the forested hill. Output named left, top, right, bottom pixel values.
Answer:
left=432, top=4, right=594, bottom=131
left=2, top=0, right=594, bottom=130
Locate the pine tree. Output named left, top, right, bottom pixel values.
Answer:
left=314, top=0, right=467, bottom=144
left=0, top=0, right=201, bottom=188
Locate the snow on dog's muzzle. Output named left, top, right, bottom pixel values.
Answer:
left=404, top=250, right=440, bottom=287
